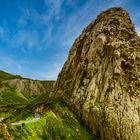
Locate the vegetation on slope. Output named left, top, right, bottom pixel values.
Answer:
left=0, top=70, right=97, bottom=140
left=0, top=88, right=27, bottom=105
left=0, top=70, right=21, bottom=82
left=0, top=70, right=55, bottom=100
left=0, top=70, right=55, bottom=106
left=0, top=96, right=98, bottom=140
left=0, top=70, right=26, bottom=106
left=8, top=99, right=97, bottom=140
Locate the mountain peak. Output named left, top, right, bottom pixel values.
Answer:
left=53, top=7, right=140, bottom=140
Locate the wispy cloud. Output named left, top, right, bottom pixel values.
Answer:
left=10, top=30, right=42, bottom=51
left=19, top=7, right=41, bottom=24
left=44, top=0, right=63, bottom=19
left=16, top=3, right=57, bottom=50
left=0, top=0, right=139, bottom=80
left=57, top=1, right=99, bottom=48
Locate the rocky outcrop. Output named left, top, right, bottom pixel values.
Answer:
left=0, top=124, right=12, bottom=140
left=54, top=7, right=140, bottom=140
left=3, top=79, right=54, bottom=97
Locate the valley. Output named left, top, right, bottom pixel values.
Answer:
left=0, top=70, right=96, bottom=140
left=0, top=6, right=139, bottom=140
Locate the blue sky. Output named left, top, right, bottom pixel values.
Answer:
left=0, top=0, right=140, bottom=80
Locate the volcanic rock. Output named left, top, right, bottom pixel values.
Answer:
left=54, top=7, right=140, bottom=140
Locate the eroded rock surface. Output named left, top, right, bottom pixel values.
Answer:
left=0, top=124, right=12, bottom=140
left=54, top=7, right=140, bottom=140
left=3, top=79, right=54, bottom=97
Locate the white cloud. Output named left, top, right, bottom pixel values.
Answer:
left=42, top=24, right=53, bottom=45
left=11, top=30, right=42, bottom=51
left=58, top=0, right=98, bottom=48
left=57, top=0, right=129, bottom=48
left=44, top=0, right=63, bottom=19
left=18, top=6, right=51, bottom=27
left=17, top=5, right=55, bottom=49
left=1, top=0, right=138, bottom=80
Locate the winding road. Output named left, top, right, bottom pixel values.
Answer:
left=10, top=113, right=40, bottom=126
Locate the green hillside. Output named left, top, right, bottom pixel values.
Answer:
left=0, top=70, right=27, bottom=106
left=0, top=70, right=21, bottom=82
left=7, top=99, right=97, bottom=140
left=0, top=88, right=27, bottom=105
left=0, top=70, right=97, bottom=139
left=0, top=70, right=54, bottom=106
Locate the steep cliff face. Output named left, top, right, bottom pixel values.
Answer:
left=0, top=70, right=54, bottom=98
left=2, top=79, right=54, bottom=97
left=54, top=7, right=140, bottom=140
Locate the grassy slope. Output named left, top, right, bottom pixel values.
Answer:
left=0, top=70, right=54, bottom=103
left=0, top=88, right=27, bottom=105
left=0, top=70, right=97, bottom=139
left=0, top=70, right=53, bottom=105
left=8, top=99, right=97, bottom=140
left=0, top=70, right=27, bottom=106
left=1, top=97, right=98, bottom=140
left=0, top=70, right=22, bottom=82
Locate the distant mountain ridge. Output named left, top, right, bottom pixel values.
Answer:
left=0, top=70, right=22, bottom=82
left=2, top=78, right=54, bottom=97
left=0, top=70, right=54, bottom=104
